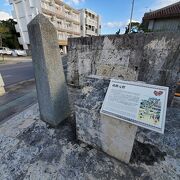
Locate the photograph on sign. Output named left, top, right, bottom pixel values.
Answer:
left=100, top=79, right=169, bottom=134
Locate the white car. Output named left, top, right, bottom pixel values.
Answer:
left=12, top=49, right=27, bottom=56
left=0, top=47, right=13, bottom=55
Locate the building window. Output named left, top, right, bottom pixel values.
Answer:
left=57, top=21, right=62, bottom=25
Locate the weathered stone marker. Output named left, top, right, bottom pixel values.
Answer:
left=28, top=14, right=70, bottom=126
left=0, top=73, right=5, bottom=96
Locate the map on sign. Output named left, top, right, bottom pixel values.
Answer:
left=100, top=79, right=169, bottom=134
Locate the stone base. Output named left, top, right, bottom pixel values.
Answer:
left=100, top=114, right=137, bottom=163
left=75, top=76, right=137, bottom=163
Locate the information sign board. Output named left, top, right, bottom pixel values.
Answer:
left=100, top=79, right=169, bottom=134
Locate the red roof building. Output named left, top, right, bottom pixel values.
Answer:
left=142, top=2, right=180, bottom=32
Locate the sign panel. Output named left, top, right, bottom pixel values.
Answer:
left=100, top=79, right=169, bottom=134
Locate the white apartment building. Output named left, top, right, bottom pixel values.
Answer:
left=79, top=9, right=101, bottom=37
left=9, top=0, right=81, bottom=53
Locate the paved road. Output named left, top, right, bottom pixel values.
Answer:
left=0, top=56, right=68, bottom=122
left=0, top=62, right=34, bottom=86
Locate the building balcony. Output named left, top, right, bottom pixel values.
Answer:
left=41, top=3, right=56, bottom=15
left=29, top=0, right=35, bottom=8
left=60, top=27, right=80, bottom=35
left=86, top=18, right=97, bottom=26
left=15, top=24, right=20, bottom=33
left=58, top=34, right=67, bottom=41
left=18, top=37, right=24, bottom=45
left=58, top=14, right=79, bottom=25
left=86, top=29, right=97, bottom=36
left=55, top=23, right=80, bottom=34
left=64, top=13, right=80, bottom=24
left=41, top=2, right=80, bottom=24
left=11, top=10, right=16, bottom=19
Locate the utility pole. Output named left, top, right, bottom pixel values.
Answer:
left=129, top=0, right=135, bottom=33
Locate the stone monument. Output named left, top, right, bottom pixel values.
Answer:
left=75, top=75, right=168, bottom=163
left=28, top=14, right=70, bottom=126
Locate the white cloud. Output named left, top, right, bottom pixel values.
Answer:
left=65, top=0, right=85, bottom=5
left=72, top=0, right=85, bottom=4
left=103, top=19, right=139, bottom=29
left=151, top=0, right=180, bottom=10
left=103, top=22, right=125, bottom=28
left=0, top=11, right=12, bottom=21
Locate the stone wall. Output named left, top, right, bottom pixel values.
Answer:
left=75, top=75, right=137, bottom=163
left=67, top=32, right=180, bottom=105
left=75, top=76, right=180, bottom=164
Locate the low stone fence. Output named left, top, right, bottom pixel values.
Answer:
left=67, top=33, right=180, bottom=105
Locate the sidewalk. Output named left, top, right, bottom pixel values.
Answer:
left=0, top=56, right=32, bottom=65
left=0, top=87, right=179, bottom=179
left=0, top=80, right=36, bottom=122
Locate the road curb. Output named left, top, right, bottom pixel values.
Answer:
left=5, top=78, right=35, bottom=90
left=0, top=90, right=37, bottom=123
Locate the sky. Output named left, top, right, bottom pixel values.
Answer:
left=0, top=0, right=179, bottom=34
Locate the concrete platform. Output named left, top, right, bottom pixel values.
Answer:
left=0, top=87, right=179, bottom=179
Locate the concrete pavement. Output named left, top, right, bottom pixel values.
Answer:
left=0, top=62, right=34, bottom=86
left=0, top=80, right=37, bottom=123
left=0, top=55, right=32, bottom=64
left=0, top=91, right=179, bottom=179
left=0, top=55, right=68, bottom=122
left=0, top=55, right=67, bottom=87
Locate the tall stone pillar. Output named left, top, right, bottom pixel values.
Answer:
left=28, top=14, right=70, bottom=126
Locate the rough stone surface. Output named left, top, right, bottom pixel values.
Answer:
left=75, top=76, right=179, bottom=177
left=67, top=33, right=180, bottom=105
left=28, top=14, right=70, bottom=126
left=0, top=85, right=179, bottom=179
left=75, top=76, right=138, bottom=163
left=100, top=114, right=137, bottom=163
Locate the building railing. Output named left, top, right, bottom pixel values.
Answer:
left=58, top=34, right=67, bottom=40
left=86, top=17, right=98, bottom=26
left=86, top=29, right=97, bottom=36
left=41, top=2, right=79, bottom=23
left=53, top=22, right=80, bottom=34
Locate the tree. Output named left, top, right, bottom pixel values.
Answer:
left=124, top=21, right=151, bottom=34
left=124, top=21, right=140, bottom=34
left=0, top=19, right=21, bottom=49
left=139, top=20, right=152, bottom=32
